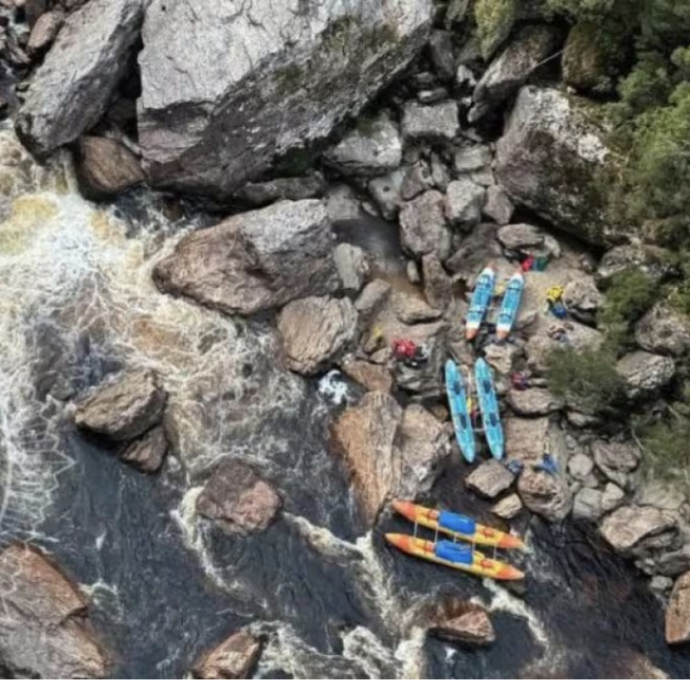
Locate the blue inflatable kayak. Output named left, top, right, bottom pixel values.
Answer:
left=496, top=271, right=525, bottom=340
left=466, top=266, right=495, bottom=340
left=445, top=360, right=475, bottom=464
left=474, top=358, right=504, bottom=460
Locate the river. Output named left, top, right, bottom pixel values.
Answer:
left=0, top=124, right=689, bottom=679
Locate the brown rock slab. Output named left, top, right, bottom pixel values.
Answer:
left=192, top=629, right=261, bottom=679
left=666, top=571, right=690, bottom=645
left=121, top=425, right=168, bottom=473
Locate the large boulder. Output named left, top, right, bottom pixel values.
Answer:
left=591, top=440, right=640, bottom=490
left=430, top=607, right=496, bottom=646
left=138, top=0, right=433, bottom=198
left=444, top=179, right=485, bottom=228
left=518, top=466, right=572, bottom=522
left=75, top=136, right=145, bottom=201
left=507, top=388, right=563, bottom=417
left=469, top=25, right=560, bottom=122
left=572, top=487, right=603, bottom=522
left=563, top=275, right=603, bottom=325
left=325, top=114, right=402, bottom=176
left=495, top=86, right=618, bottom=246
left=153, top=200, right=338, bottom=316
left=277, top=296, right=358, bottom=375
left=465, top=460, right=516, bottom=499
left=196, top=460, right=282, bottom=535
left=192, top=629, right=261, bottom=679
left=666, top=572, right=690, bottom=646
left=600, top=506, right=677, bottom=556
left=333, top=243, right=369, bottom=294
left=616, top=351, right=675, bottom=400
left=0, top=544, right=108, bottom=678
left=121, top=425, right=168, bottom=473
left=597, top=244, right=677, bottom=286
left=635, top=305, right=690, bottom=358
left=16, top=0, right=145, bottom=157
left=74, top=369, right=167, bottom=442
left=399, top=190, right=451, bottom=259
left=332, top=393, right=448, bottom=525
left=392, top=291, right=442, bottom=325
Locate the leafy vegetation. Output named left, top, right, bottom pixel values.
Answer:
left=474, top=0, right=518, bottom=59
left=546, top=346, right=626, bottom=418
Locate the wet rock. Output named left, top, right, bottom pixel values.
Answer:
left=325, top=115, right=402, bottom=176
left=138, top=1, right=433, bottom=198
left=355, top=279, right=391, bottom=320
left=573, top=487, right=603, bottom=522
left=121, top=425, right=168, bottom=473
left=431, top=608, right=496, bottom=646
left=616, top=351, right=675, bottom=400
left=591, top=440, right=640, bottom=490
left=26, top=9, right=64, bottom=55
left=563, top=275, right=603, bottom=326
left=278, top=296, right=357, bottom=375
left=666, top=572, right=690, bottom=645
left=470, top=25, right=560, bottom=123
left=401, top=160, right=434, bottom=201
left=600, top=506, right=676, bottom=555
left=518, top=466, right=572, bottom=522
left=392, top=291, right=441, bottom=325
left=444, top=179, right=485, bottom=229
left=0, top=544, right=108, bottom=678
left=75, top=136, right=145, bottom=201
left=601, top=482, right=625, bottom=513
left=368, top=170, right=405, bottom=220
left=635, top=305, right=690, bottom=358
left=332, top=393, right=447, bottom=525
left=196, top=460, right=282, bottom=535
left=507, top=388, right=563, bottom=417
left=237, top=173, right=326, bottom=207
left=466, top=460, right=516, bottom=499
left=492, top=493, right=523, bottom=520
left=16, top=0, right=145, bottom=157
left=192, top=629, right=261, bottom=679
left=153, top=200, right=338, bottom=316
left=400, top=190, right=451, bottom=259
left=341, top=356, right=393, bottom=394
left=333, top=244, right=368, bottom=294
left=429, top=30, right=455, bottom=80
left=422, top=254, right=453, bottom=311
left=483, top=185, right=514, bottom=225
left=496, top=86, right=618, bottom=246
left=497, top=223, right=544, bottom=251
left=402, top=101, right=459, bottom=142
left=74, top=369, right=166, bottom=442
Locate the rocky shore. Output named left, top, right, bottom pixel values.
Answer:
left=1, top=0, right=690, bottom=678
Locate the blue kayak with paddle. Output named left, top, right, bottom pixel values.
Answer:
left=474, top=358, right=504, bottom=460
left=444, top=359, right=476, bottom=464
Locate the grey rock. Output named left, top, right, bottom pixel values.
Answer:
left=563, top=276, right=603, bottom=325
left=368, top=169, right=405, bottom=220
left=26, top=9, right=64, bottom=55
left=400, top=190, right=451, bottom=259
left=445, top=0, right=470, bottom=25
left=74, top=369, right=167, bottom=442
left=453, top=144, right=492, bottom=174
left=325, top=183, right=361, bottom=222
left=526, top=323, right=603, bottom=375
left=237, top=173, right=326, bottom=207
left=507, top=388, right=563, bottom=417
left=568, top=453, right=594, bottom=481
left=496, top=86, right=619, bottom=246
left=401, top=161, right=434, bottom=201
left=655, top=546, right=690, bottom=579
left=138, top=0, right=433, bottom=198
left=573, top=487, right=603, bottom=521
left=430, top=152, right=451, bottom=191
left=392, top=291, right=441, bottom=325
left=75, top=136, right=144, bottom=201
left=518, top=465, right=573, bottom=522
left=325, top=114, right=402, bottom=176
left=334, top=243, right=369, bottom=294
left=422, top=254, right=453, bottom=311
left=592, top=440, right=640, bottom=489
left=197, top=460, right=282, bottom=535
left=402, top=100, right=459, bottom=142
left=600, top=506, right=677, bottom=555
left=16, top=0, right=145, bottom=157
left=601, top=482, right=626, bottom=513
left=456, top=64, right=477, bottom=89
left=445, top=223, right=502, bottom=281
left=418, top=87, right=450, bottom=104
left=192, top=629, right=261, bottom=680
left=470, top=25, right=560, bottom=122
left=484, top=342, right=521, bottom=376
left=393, top=321, right=448, bottom=396
left=616, top=351, right=675, bottom=399
left=497, top=223, right=544, bottom=251
left=429, top=30, right=455, bottom=80
left=636, top=482, right=686, bottom=513
left=355, top=279, right=391, bottom=319
left=407, top=260, right=422, bottom=285
left=466, top=460, right=516, bottom=499
left=444, top=179, right=485, bottom=228
left=491, top=493, right=523, bottom=520
left=597, top=244, right=677, bottom=286
left=153, top=200, right=339, bottom=316
left=121, top=425, right=168, bottom=474
left=650, top=575, right=674, bottom=597
left=0, top=544, right=108, bottom=679
left=277, top=296, right=358, bottom=375
left=635, top=305, right=690, bottom=358
left=483, top=185, right=514, bottom=225
left=341, top=355, right=393, bottom=394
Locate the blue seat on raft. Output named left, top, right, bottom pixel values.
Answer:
left=438, top=511, right=476, bottom=536
left=435, top=540, right=474, bottom=565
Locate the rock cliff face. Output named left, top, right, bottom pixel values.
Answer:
left=137, top=0, right=433, bottom=198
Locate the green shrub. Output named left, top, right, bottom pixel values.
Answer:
left=474, top=0, right=518, bottom=59
left=634, top=411, right=690, bottom=486
left=546, top=346, right=626, bottom=417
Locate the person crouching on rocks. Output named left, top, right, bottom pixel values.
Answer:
left=391, top=338, right=429, bottom=369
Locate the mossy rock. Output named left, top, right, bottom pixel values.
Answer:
left=474, top=0, right=519, bottom=59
